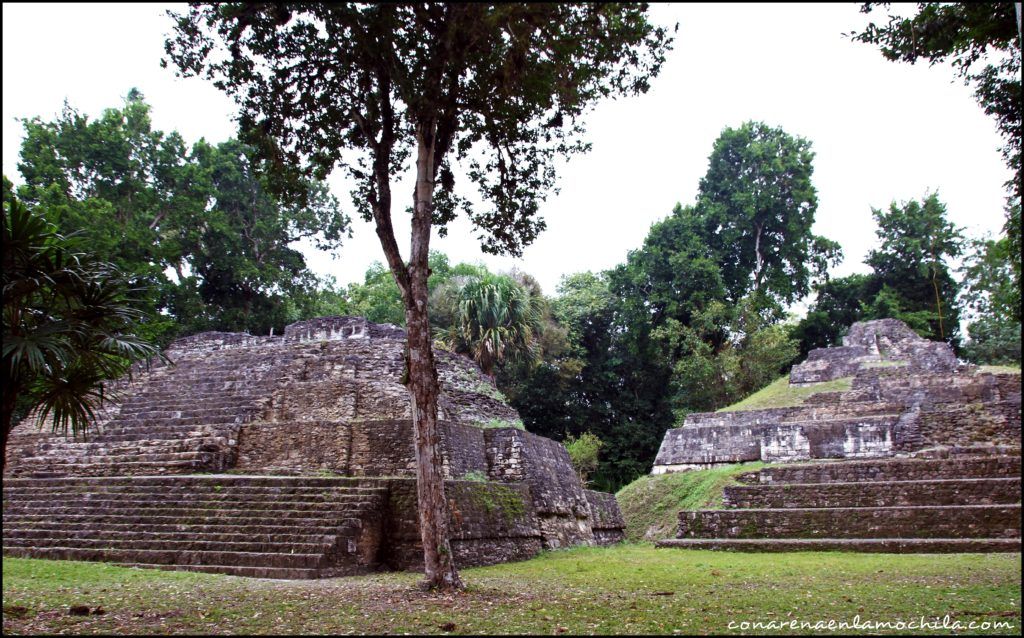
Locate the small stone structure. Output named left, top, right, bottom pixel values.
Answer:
left=653, top=319, right=1020, bottom=472
left=652, top=318, right=1021, bottom=553
left=3, top=316, right=624, bottom=578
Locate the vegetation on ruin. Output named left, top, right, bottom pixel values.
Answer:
left=615, top=464, right=763, bottom=542
left=1, top=186, right=165, bottom=470
left=459, top=482, right=528, bottom=523
left=977, top=365, right=1022, bottom=375
left=716, top=376, right=855, bottom=413
left=4, top=549, right=1019, bottom=635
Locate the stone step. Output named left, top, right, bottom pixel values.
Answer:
left=2, top=496, right=379, bottom=514
left=754, top=456, right=1021, bottom=484
left=3, top=519, right=362, bottom=537
left=1, top=476, right=384, bottom=489
left=655, top=538, right=1022, bottom=553
left=6, top=460, right=210, bottom=478
left=53, top=430, right=238, bottom=444
left=2, top=486, right=383, bottom=501
left=676, top=504, right=1021, bottom=540
left=113, top=562, right=327, bottom=580
left=2, top=505, right=374, bottom=522
left=1, top=536, right=338, bottom=556
left=0, top=545, right=328, bottom=569
left=724, top=477, right=1021, bottom=509
left=110, top=407, right=249, bottom=420
left=12, top=450, right=213, bottom=466
left=2, top=527, right=341, bottom=546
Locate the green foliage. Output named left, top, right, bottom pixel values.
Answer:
left=960, top=231, right=1022, bottom=365
left=14, top=91, right=349, bottom=343
left=436, top=272, right=542, bottom=376
left=478, top=418, right=525, bottom=431
left=458, top=470, right=488, bottom=483
left=789, top=273, right=878, bottom=358
left=2, top=187, right=164, bottom=467
left=794, top=193, right=967, bottom=354
left=865, top=193, right=964, bottom=346
left=660, top=303, right=800, bottom=415
left=962, top=316, right=1022, bottom=366
left=563, top=432, right=604, bottom=485
left=695, top=121, right=842, bottom=309
left=461, top=483, right=527, bottom=522
left=615, top=464, right=762, bottom=542
left=850, top=2, right=1021, bottom=335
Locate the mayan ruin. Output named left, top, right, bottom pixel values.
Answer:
left=654, top=319, right=1021, bottom=552
left=2, top=316, right=625, bottom=578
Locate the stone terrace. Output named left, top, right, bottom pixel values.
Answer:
left=653, top=319, right=1020, bottom=472
left=3, top=316, right=625, bottom=578
left=653, top=318, right=1021, bottom=554
left=657, top=452, right=1022, bottom=553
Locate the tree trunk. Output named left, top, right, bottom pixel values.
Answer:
left=1, top=386, right=17, bottom=475
left=404, top=123, right=462, bottom=591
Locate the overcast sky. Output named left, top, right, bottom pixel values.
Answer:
left=2, top=3, right=1013, bottom=306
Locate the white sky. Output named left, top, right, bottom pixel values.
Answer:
left=2, top=3, right=1013, bottom=307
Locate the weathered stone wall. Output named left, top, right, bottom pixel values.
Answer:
left=723, top=477, right=1021, bottom=509
left=676, top=505, right=1021, bottom=539
left=379, top=479, right=543, bottom=570
left=485, top=428, right=596, bottom=548
left=235, top=420, right=352, bottom=474
left=653, top=319, right=1021, bottom=473
left=755, top=456, right=1022, bottom=484
left=4, top=315, right=626, bottom=567
left=585, top=489, right=627, bottom=545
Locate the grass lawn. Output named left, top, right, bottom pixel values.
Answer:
left=3, top=547, right=1020, bottom=635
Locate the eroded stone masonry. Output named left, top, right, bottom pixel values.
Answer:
left=652, top=319, right=1021, bottom=553
left=654, top=319, right=1020, bottom=473
left=3, top=316, right=624, bottom=578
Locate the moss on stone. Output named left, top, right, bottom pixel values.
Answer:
left=717, top=376, right=854, bottom=412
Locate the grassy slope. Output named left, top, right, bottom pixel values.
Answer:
left=3, top=551, right=1020, bottom=635
left=978, top=365, right=1022, bottom=374
left=615, top=463, right=762, bottom=542
left=718, top=375, right=853, bottom=412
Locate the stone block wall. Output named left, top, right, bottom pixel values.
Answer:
left=4, top=315, right=627, bottom=566
left=379, top=479, right=542, bottom=570
left=235, top=420, right=352, bottom=474
left=653, top=319, right=1021, bottom=473
left=585, top=490, right=627, bottom=545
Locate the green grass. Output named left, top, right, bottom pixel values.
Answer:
left=3, top=548, right=1019, bottom=635
left=862, top=360, right=908, bottom=368
left=717, top=375, right=854, bottom=412
left=977, top=365, right=1021, bottom=374
left=615, top=464, right=763, bottom=542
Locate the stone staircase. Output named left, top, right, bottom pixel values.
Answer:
left=3, top=344, right=293, bottom=477
left=2, top=476, right=387, bottom=578
left=657, top=453, right=1022, bottom=553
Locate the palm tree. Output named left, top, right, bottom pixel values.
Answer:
left=437, top=273, right=541, bottom=377
left=2, top=187, right=165, bottom=472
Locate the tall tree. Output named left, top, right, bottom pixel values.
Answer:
left=16, top=92, right=348, bottom=342
left=165, top=3, right=672, bottom=589
left=2, top=183, right=164, bottom=472
left=695, top=121, right=841, bottom=314
left=849, top=2, right=1021, bottom=331
left=865, top=193, right=964, bottom=345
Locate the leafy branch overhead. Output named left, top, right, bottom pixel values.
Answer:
left=164, top=3, right=674, bottom=259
